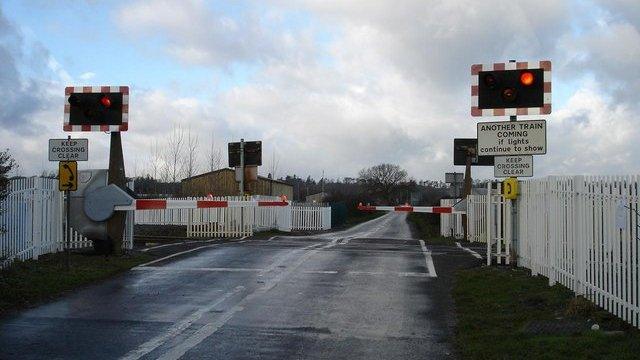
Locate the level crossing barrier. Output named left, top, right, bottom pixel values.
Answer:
left=0, top=177, right=133, bottom=268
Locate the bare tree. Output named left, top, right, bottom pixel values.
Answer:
left=148, top=139, right=163, bottom=180
left=164, top=124, right=185, bottom=183
left=1, top=149, right=17, bottom=235
left=358, top=163, right=408, bottom=203
left=207, top=135, right=223, bottom=172
left=185, top=126, right=200, bottom=178
left=268, top=149, right=280, bottom=180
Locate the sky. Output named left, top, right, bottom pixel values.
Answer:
left=1, top=0, right=639, bottom=182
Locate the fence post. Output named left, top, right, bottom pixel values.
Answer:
left=32, top=177, right=43, bottom=260
left=573, top=175, right=586, bottom=295
left=187, top=208, right=193, bottom=238
left=486, top=182, right=492, bottom=266
left=548, top=176, right=557, bottom=286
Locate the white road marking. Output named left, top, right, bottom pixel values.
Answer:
left=157, top=240, right=339, bottom=360
left=258, top=242, right=324, bottom=276
left=140, top=242, right=190, bottom=252
left=135, top=237, right=250, bottom=268
left=456, top=242, right=483, bottom=259
left=132, top=267, right=264, bottom=273
left=418, top=240, right=437, bottom=278
left=348, top=270, right=434, bottom=278
left=302, top=270, right=339, bottom=275
left=134, top=244, right=222, bottom=268
left=119, top=286, right=245, bottom=360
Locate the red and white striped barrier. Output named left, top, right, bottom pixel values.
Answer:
left=357, top=203, right=463, bottom=214
left=115, top=199, right=288, bottom=211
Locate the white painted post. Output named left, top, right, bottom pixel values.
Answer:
left=486, top=182, right=491, bottom=266
left=573, top=175, right=586, bottom=295
left=32, top=177, right=43, bottom=260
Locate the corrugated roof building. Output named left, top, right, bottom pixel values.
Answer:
left=181, top=168, right=293, bottom=198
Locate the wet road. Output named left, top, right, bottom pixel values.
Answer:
left=0, top=212, right=481, bottom=359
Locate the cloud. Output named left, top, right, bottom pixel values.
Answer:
left=114, top=0, right=316, bottom=67
left=79, top=71, right=96, bottom=80
left=105, top=0, right=640, bottom=181
left=4, top=0, right=640, bottom=181
left=544, top=80, right=636, bottom=175
left=0, top=6, right=54, bottom=134
left=558, top=21, right=640, bottom=108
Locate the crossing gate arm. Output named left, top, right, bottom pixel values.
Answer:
left=115, top=199, right=289, bottom=211
left=357, top=203, right=464, bottom=214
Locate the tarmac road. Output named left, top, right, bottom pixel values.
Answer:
left=0, top=212, right=482, bottom=360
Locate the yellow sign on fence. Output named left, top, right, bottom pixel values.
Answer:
left=502, top=177, right=518, bottom=200
left=58, top=161, right=77, bottom=192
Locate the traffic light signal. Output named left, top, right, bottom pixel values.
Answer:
left=471, top=61, right=551, bottom=116
left=64, top=86, right=129, bottom=132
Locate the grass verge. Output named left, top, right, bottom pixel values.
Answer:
left=0, top=251, right=152, bottom=319
left=406, top=212, right=458, bottom=245
left=454, top=266, right=640, bottom=359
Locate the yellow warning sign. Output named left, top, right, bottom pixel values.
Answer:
left=503, top=177, right=518, bottom=200
left=59, top=161, right=78, bottom=192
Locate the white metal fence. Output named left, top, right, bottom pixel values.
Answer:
left=440, top=186, right=511, bottom=265
left=518, top=175, right=640, bottom=328
left=135, top=196, right=331, bottom=238
left=1, top=177, right=134, bottom=268
left=439, top=198, right=463, bottom=238
left=452, top=176, right=640, bottom=329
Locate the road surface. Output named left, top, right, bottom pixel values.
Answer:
left=0, top=212, right=481, bottom=359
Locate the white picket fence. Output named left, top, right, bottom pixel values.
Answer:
left=439, top=191, right=510, bottom=253
left=0, top=177, right=134, bottom=268
left=135, top=196, right=331, bottom=238
left=449, top=176, right=640, bottom=329
left=439, top=198, right=463, bottom=238
left=291, top=205, right=331, bottom=231
left=518, top=175, right=640, bottom=328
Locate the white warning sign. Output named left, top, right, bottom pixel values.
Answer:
left=48, top=138, right=89, bottom=161
left=494, top=156, right=533, bottom=178
left=477, top=120, right=546, bottom=156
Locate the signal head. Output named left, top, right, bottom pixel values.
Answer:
left=520, top=71, right=534, bottom=86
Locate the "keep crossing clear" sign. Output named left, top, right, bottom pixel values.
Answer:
left=49, top=138, right=89, bottom=161
left=494, top=156, right=533, bottom=178
left=477, top=120, right=546, bottom=156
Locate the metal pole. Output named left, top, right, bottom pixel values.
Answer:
left=462, top=154, right=472, bottom=241
left=509, top=59, right=518, bottom=264
left=239, top=139, right=245, bottom=234
left=239, top=139, right=245, bottom=196
left=65, top=189, right=70, bottom=270
left=65, top=134, right=71, bottom=270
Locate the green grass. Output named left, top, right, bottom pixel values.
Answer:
left=406, top=212, right=459, bottom=245
left=0, top=251, right=152, bottom=318
left=454, top=266, right=640, bottom=359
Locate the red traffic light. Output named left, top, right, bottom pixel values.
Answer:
left=520, top=71, right=534, bottom=86
left=502, top=87, right=517, bottom=102
left=483, top=74, right=497, bottom=89
left=100, top=95, right=111, bottom=107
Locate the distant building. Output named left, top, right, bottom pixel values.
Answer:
left=181, top=168, right=293, bottom=198
left=305, top=192, right=328, bottom=203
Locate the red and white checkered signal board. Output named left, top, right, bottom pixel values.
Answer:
left=64, top=86, right=129, bottom=132
left=471, top=61, right=551, bottom=117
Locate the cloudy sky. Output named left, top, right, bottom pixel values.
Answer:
left=1, top=0, right=639, bottom=181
